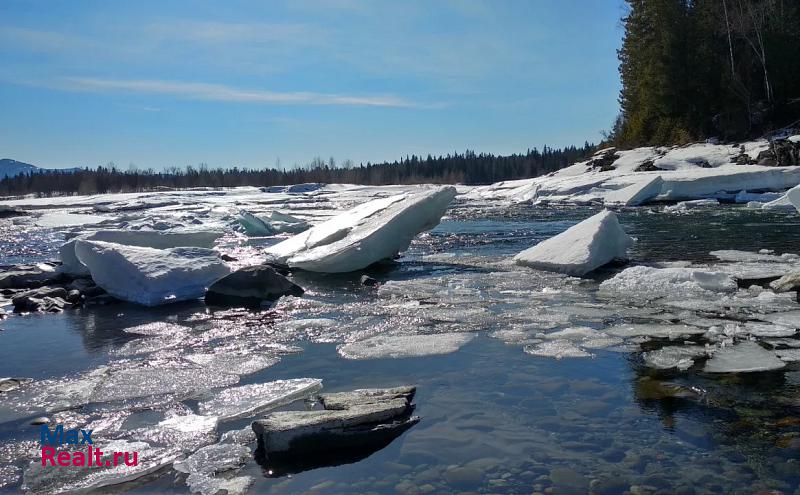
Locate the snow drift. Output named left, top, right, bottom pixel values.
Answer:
left=513, top=210, right=634, bottom=276
left=265, top=186, right=457, bottom=273
left=74, top=240, right=230, bottom=306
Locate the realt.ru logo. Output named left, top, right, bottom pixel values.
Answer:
left=39, top=424, right=138, bottom=468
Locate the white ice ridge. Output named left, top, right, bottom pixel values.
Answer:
left=74, top=240, right=230, bottom=306
left=513, top=210, right=633, bottom=276
left=266, top=186, right=457, bottom=273
left=60, top=230, right=223, bottom=276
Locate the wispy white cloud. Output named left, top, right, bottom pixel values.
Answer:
left=49, top=77, right=416, bottom=108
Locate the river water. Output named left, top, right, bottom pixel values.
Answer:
left=1, top=201, right=799, bottom=495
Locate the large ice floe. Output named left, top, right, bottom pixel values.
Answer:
left=265, top=186, right=456, bottom=272
left=513, top=210, right=633, bottom=276
left=60, top=230, right=223, bottom=276
left=74, top=240, right=230, bottom=306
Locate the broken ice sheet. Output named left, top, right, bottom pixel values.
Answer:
left=704, top=342, right=786, bottom=373
left=174, top=443, right=251, bottom=475
left=219, top=427, right=257, bottom=445
left=186, top=473, right=253, bottom=495
left=542, top=326, right=600, bottom=340
left=111, top=331, right=192, bottom=357
left=21, top=440, right=179, bottom=495
left=741, top=322, right=797, bottom=338
left=643, top=346, right=708, bottom=370
left=128, top=414, right=219, bottom=453
left=337, top=333, right=476, bottom=359
left=122, top=322, right=191, bottom=336
left=197, top=378, right=322, bottom=421
left=89, top=360, right=240, bottom=403
left=524, top=340, right=592, bottom=359
left=605, top=323, right=706, bottom=339
left=1, top=368, right=108, bottom=417
left=758, top=310, right=800, bottom=328
left=599, top=266, right=738, bottom=302
left=184, top=352, right=281, bottom=377
left=775, top=348, right=800, bottom=362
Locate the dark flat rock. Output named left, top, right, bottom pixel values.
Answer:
left=206, top=265, right=303, bottom=307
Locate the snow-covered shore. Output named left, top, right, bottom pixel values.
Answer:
left=465, top=136, right=800, bottom=209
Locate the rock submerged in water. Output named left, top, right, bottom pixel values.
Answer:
left=252, top=386, right=419, bottom=475
left=513, top=210, right=633, bottom=276
left=205, top=265, right=303, bottom=307
left=12, top=286, right=71, bottom=313
left=0, top=263, right=64, bottom=289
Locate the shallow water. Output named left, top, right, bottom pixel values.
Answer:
left=1, top=203, right=800, bottom=494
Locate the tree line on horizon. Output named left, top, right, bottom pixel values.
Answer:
left=0, top=144, right=595, bottom=197
left=610, top=0, right=800, bottom=147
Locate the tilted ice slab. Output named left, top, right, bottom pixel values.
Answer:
left=75, top=240, right=230, bottom=306
left=338, top=333, right=475, bottom=360
left=235, top=209, right=308, bottom=236
left=604, top=176, right=663, bottom=206
left=599, top=266, right=737, bottom=301
left=513, top=210, right=633, bottom=276
left=266, top=186, right=456, bottom=272
left=197, top=378, right=323, bottom=421
left=787, top=184, right=800, bottom=213
left=704, top=341, right=786, bottom=373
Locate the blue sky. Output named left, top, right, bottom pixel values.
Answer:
left=0, top=1, right=625, bottom=170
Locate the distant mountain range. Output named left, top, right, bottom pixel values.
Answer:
left=0, top=159, right=81, bottom=179
left=0, top=159, right=39, bottom=178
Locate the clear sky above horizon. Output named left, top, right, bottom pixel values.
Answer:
left=0, top=0, right=626, bottom=170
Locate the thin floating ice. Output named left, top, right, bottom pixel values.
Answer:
left=704, top=342, right=786, bottom=373
left=524, top=340, right=592, bottom=359
left=197, top=378, right=323, bottom=421
left=338, top=333, right=475, bottom=360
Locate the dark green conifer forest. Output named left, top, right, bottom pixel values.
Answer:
left=611, top=0, right=800, bottom=146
